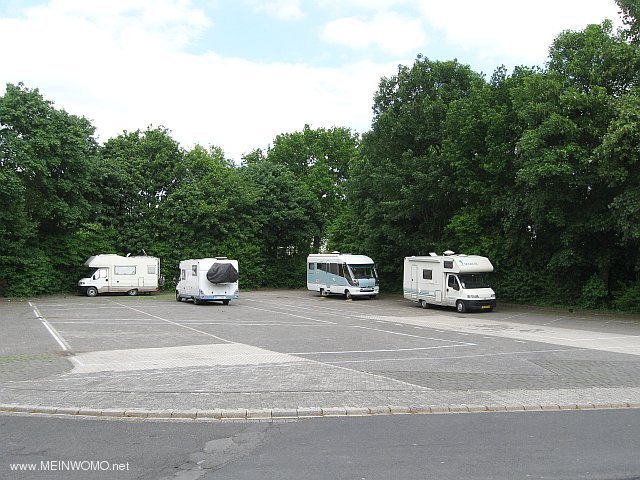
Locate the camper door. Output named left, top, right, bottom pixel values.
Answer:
left=92, top=267, right=109, bottom=293
left=410, top=264, right=418, bottom=300
left=445, top=274, right=463, bottom=307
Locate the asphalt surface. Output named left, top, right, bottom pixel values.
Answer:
left=1, top=290, right=639, bottom=419
left=4, top=409, right=640, bottom=480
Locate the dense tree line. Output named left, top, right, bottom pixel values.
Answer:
left=1, top=6, right=639, bottom=311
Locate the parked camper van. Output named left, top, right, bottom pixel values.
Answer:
left=307, top=252, right=379, bottom=299
left=176, top=258, right=239, bottom=305
left=78, top=254, right=162, bottom=297
left=403, top=251, right=496, bottom=312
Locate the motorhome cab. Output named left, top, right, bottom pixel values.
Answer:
left=307, top=252, right=379, bottom=299
left=78, top=254, right=162, bottom=297
left=176, top=258, right=239, bottom=305
left=404, top=251, right=496, bottom=312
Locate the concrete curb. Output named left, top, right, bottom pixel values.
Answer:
left=1, top=402, right=638, bottom=421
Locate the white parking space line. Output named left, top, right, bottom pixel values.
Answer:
left=239, top=304, right=338, bottom=325
left=243, top=298, right=364, bottom=320
left=351, top=325, right=476, bottom=346
left=29, top=302, right=71, bottom=352
left=34, top=306, right=124, bottom=311
left=49, top=321, right=168, bottom=325
left=176, top=322, right=337, bottom=327
left=109, top=301, right=234, bottom=343
left=326, top=347, right=582, bottom=365
left=288, top=345, right=472, bottom=356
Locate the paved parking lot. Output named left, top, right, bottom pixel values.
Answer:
left=1, top=290, right=640, bottom=418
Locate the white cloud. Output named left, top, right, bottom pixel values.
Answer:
left=318, top=0, right=409, bottom=12
left=0, top=0, right=393, bottom=162
left=246, top=0, right=304, bottom=20
left=417, top=0, right=622, bottom=68
left=321, top=12, right=428, bottom=56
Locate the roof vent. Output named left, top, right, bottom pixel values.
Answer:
left=429, top=252, right=437, bottom=257
left=443, top=250, right=455, bottom=256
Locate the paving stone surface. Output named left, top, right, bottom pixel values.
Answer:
left=1, top=292, right=639, bottom=418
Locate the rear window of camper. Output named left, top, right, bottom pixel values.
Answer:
left=422, top=269, right=432, bottom=280
left=148, top=265, right=156, bottom=274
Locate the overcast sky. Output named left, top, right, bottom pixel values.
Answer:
left=0, top=0, right=623, bottom=162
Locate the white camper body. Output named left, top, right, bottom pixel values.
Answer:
left=78, top=254, right=161, bottom=297
left=307, top=253, right=379, bottom=299
left=176, top=258, right=239, bottom=305
left=403, top=253, right=496, bottom=312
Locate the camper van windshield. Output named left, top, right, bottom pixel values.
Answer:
left=458, top=273, right=491, bottom=289
left=348, top=264, right=378, bottom=280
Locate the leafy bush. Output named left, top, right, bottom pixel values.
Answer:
left=613, top=282, right=640, bottom=313
left=579, top=275, right=609, bottom=309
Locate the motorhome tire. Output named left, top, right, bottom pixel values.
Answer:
left=456, top=300, right=466, bottom=313
left=193, top=297, right=200, bottom=305
left=420, top=299, right=429, bottom=309
left=86, top=287, right=98, bottom=297
left=127, top=289, right=138, bottom=296
left=222, top=300, right=230, bottom=305
left=175, top=291, right=181, bottom=302
left=345, top=290, right=352, bottom=300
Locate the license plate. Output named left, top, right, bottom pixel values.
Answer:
left=482, top=305, right=491, bottom=309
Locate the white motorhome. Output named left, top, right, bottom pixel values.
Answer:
left=78, top=254, right=162, bottom=297
left=176, top=257, right=239, bottom=305
left=307, top=252, right=379, bottom=299
left=403, top=251, right=496, bottom=312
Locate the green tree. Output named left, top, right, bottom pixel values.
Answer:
left=263, top=125, right=359, bottom=251
left=0, top=83, right=98, bottom=296
left=156, top=145, right=265, bottom=285
left=96, top=127, right=185, bottom=255
left=616, top=0, right=640, bottom=43
left=350, top=57, right=486, bottom=285
left=239, top=161, right=322, bottom=287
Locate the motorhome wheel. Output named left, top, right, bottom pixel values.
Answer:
left=127, top=289, right=138, bottom=296
left=86, top=287, right=98, bottom=297
left=456, top=300, right=466, bottom=313
left=345, top=290, right=352, bottom=300
left=420, top=299, right=429, bottom=309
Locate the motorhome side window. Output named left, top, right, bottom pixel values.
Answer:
left=318, top=263, right=326, bottom=271
left=148, top=265, right=156, bottom=275
left=181, top=270, right=186, bottom=280
left=329, top=263, right=339, bottom=275
left=422, top=269, right=432, bottom=280
left=192, top=265, right=197, bottom=276
left=444, top=260, right=454, bottom=269
left=114, top=266, right=136, bottom=275
left=448, top=276, right=459, bottom=290
left=308, top=263, right=315, bottom=270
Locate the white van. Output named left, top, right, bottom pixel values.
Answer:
left=78, top=254, right=162, bottom=297
left=176, top=257, right=239, bottom=305
left=403, top=251, right=496, bottom=312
